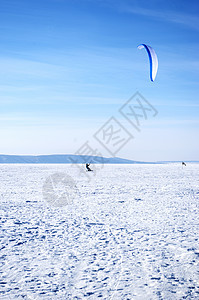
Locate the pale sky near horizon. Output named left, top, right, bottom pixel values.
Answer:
left=0, top=0, right=199, bottom=161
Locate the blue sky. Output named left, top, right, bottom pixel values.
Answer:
left=0, top=0, right=199, bottom=161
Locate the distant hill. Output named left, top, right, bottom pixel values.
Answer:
left=0, top=155, right=198, bottom=164
left=0, top=154, right=147, bottom=164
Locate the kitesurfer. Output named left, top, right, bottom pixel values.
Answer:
left=86, top=163, right=92, bottom=171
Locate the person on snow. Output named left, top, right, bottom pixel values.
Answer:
left=86, top=163, right=92, bottom=171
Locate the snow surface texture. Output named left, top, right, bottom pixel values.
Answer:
left=0, top=164, right=199, bottom=299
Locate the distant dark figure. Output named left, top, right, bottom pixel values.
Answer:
left=86, top=163, right=93, bottom=171
left=182, top=162, right=186, bottom=166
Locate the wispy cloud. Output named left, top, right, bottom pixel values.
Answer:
left=123, top=6, right=199, bottom=31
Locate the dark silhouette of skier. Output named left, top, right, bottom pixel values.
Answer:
left=86, top=163, right=93, bottom=171
left=182, top=162, right=186, bottom=166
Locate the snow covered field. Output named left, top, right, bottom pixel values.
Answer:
left=0, top=163, right=199, bottom=299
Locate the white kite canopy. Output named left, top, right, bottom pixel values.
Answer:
left=138, top=44, right=158, bottom=82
